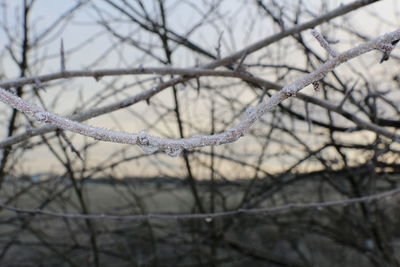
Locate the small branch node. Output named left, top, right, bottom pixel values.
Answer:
left=378, top=39, right=399, bottom=63
left=312, top=80, right=321, bottom=92
left=285, top=90, right=297, bottom=97
left=34, top=112, right=50, bottom=123
left=164, top=146, right=182, bottom=157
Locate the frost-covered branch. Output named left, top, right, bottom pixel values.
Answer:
left=0, top=67, right=276, bottom=89
left=1, top=29, right=399, bottom=156
left=311, top=29, right=338, bottom=58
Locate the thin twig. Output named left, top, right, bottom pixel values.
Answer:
left=311, top=28, right=338, bottom=58
left=60, top=38, right=66, bottom=72
left=0, top=186, right=399, bottom=221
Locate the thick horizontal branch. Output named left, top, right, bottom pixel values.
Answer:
left=0, top=67, right=278, bottom=89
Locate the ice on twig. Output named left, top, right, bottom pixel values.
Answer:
left=34, top=112, right=50, bottom=122
left=164, top=147, right=182, bottom=157
left=139, top=144, right=158, bottom=154
left=137, top=130, right=159, bottom=154
left=137, top=130, right=149, bottom=145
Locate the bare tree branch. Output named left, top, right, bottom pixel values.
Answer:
left=0, top=29, right=399, bottom=156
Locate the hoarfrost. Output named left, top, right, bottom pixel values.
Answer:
left=138, top=130, right=149, bottom=145
left=245, top=106, right=255, bottom=116
left=139, top=144, right=158, bottom=154
left=165, top=147, right=182, bottom=157
left=138, top=130, right=147, bottom=138
left=34, top=112, right=49, bottom=122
